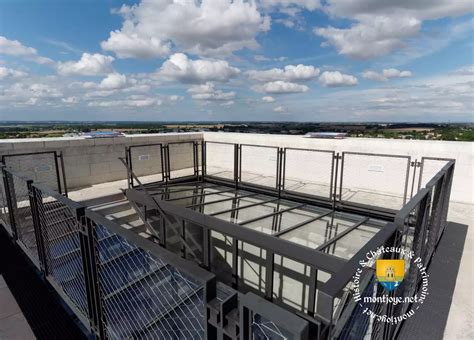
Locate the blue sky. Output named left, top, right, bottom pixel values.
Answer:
left=0, top=0, right=472, bottom=122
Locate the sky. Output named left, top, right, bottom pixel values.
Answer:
left=0, top=0, right=472, bottom=122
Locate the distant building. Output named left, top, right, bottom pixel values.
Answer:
left=304, top=132, right=347, bottom=139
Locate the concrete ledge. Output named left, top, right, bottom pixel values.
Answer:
left=0, top=275, right=35, bottom=340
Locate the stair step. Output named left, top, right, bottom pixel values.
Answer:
left=106, top=209, right=140, bottom=224
left=92, top=200, right=131, bottom=216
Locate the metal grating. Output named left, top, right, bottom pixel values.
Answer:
left=8, top=171, right=39, bottom=264
left=93, top=223, right=206, bottom=339
left=34, top=186, right=89, bottom=318
left=3, top=152, right=63, bottom=193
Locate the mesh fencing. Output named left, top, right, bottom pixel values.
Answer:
left=34, top=186, right=89, bottom=319
left=240, top=145, right=279, bottom=189
left=129, top=144, right=164, bottom=186
left=340, top=152, right=410, bottom=210
left=0, top=170, right=11, bottom=233
left=205, top=142, right=235, bottom=180
left=93, top=222, right=206, bottom=339
left=7, top=170, right=39, bottom=264
left=169, top=142, right=197, bottom=180
left=3, top=152, right=62, bottom=193
left=283, top=148, right=334, bottom=199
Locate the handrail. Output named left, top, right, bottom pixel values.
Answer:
left=33, top=182, right=83, bottom=213
left=3, top=166, right=32, bottom=182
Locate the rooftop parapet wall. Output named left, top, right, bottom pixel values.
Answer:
left=204, top=132, right=473, bottom=204
left=0, top=133, right=203, bottom=189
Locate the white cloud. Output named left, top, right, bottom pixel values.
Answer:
left=0, top=82, right=63, bottom=107
left=315, top=0, right=473, bottom=59
left=102, top=0, right=270, bottom=58
left=259, top=0, right=320, bottom=11
left=319, top=71, right=358, bottom=87
left=220, top=100, right=235, bottom=107
left=88, top=95, right=161, bottom=108
left=57, top=53, right=114, bottom=76
left=454, top=65, right=474, bottom=76
left=98, top=73, right=128, bottom=90
left=273, top=105, right=286, bottom=112
left=157, top=53, right=240, bottom=83
left=262, top=96, right=275, bottom=102
left=0, top=36, right=54, bottom=64
left=363, top=68, right=412, bottom=81
left=62, top=96, right=79, bottom=104
left=324, top=0, right=473, bottom=21
left=101, top=31, right=171, bottom=59
left=315, top=17, right=421, bottom=59
left=248, top=64, right=320, bottom=82
left=0, top=66, right=27, bottom=80
left=188, top=82, right=236, bottom=101
left=256, top=80, right=309, bottom=93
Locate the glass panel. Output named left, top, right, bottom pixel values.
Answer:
left=324, top=224, right=379, bottom=259
left=243, top=206, right=327, bottom=235
left=279, top=212, right=364, bottom=249
left=279, top=214, right=335, bottom=248
left=239, top=241, right=266, bottom=293
left=192, top=195, right=263, bottom=215
left=273, top=254, right=310, bottom=313
left=213, top=199, right=298, bottom=224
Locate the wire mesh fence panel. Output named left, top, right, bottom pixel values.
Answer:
left=3, top=152, right=62, bottom=193
left=283, top=148, right=334, bottom=200
left=0, top=172, right=11, bottom=234
left=169, top=142, right=196, bottom=180
left=340, top=153, right=410, bottom=211
left=240, top=145, right=279, bottom=189
left=205, top=142, right=235, bottom=181
left=8, top=171, right=39, bottom=265
left=34, top=186, right=89, bottom=319
left=92, top=222, right=206, bottom=339
left=418, top=157, right=450, bottom=191
left=129, top=144, right=164, bottom=186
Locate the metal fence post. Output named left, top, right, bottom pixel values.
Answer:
left=81, top=217, right=106, bottom=339
left=58, top=151, right=68, bottom=197
left=2, top=167, right=18, bottom=239
left=202, top=141, right=207, bottom=178
left=234, top=143, right=240, bottom=188
left=29, top=184, right=49, bottom=275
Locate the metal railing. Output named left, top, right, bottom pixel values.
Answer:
left=2, top=150, right=67, bottom=196
left=0, top=165, right=216, bottom=339
left=313, top=159, right=455, bottom=339
left=0, top=143, right=456, bottom=340
left=202, top=142, right=419, bottom=218
left=125, top=141, right=201, bottom=188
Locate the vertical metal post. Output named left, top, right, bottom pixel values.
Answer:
left=53, top=151, right=63, bottom=195
left=402, top=157, right=411, bottom=205
left=232, top=238, right=238, bottom=289
left=202, top=141, right=207, bottom=178
left=234, top=144, right=240, bottom=188
left=125, top=147, right=132, bottom=188
left=264, top=251, right=274, bottom=300
left=2, top=169, right=17, bottom=239
left=29, top=184, right=49, bottom=275
left=58, top=152, right=68, bottom=197
left=203, top=226, right=211, bottom=269
left=307, top=267, right=318, bottom=317
left=409, top=159, right=419, bottom=199
left=83, top=217, right=106, bottom=339
left=333, top=153, right=341, bottom=209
